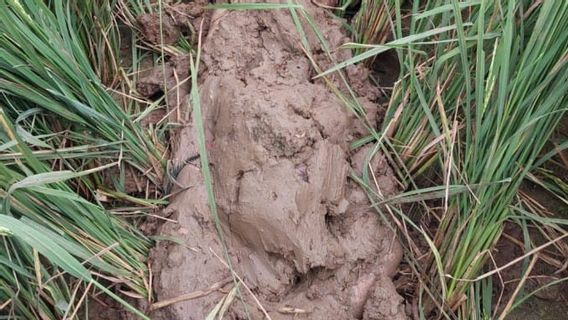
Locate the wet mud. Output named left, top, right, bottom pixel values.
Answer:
left=145, top=2, right=406, bottom=319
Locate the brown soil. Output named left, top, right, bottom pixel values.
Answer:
left=497, top=222, right=568, bottom=320
left=137, top=1, right=209, bottom=46
left=144, top=2, right=406, bottom=319
left=137, top=54, right=191, bottom=111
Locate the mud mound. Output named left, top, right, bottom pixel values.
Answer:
left=149, top=2, right=406, bottom=319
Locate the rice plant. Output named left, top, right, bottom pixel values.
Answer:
left=323, top=0, right=568, bottom=317
left=0, top=0, right=164, bottom=184
left=387, top=3, right=568, bottom=315
left=352, top=0, right=396, bottom=65
left=0, top=0, right=163, bottom=318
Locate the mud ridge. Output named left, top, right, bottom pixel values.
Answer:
left=148, top=2, right=406, bottom=319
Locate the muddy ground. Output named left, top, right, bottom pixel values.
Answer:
left=80, top=1, right=568, bottom=319
left=139, top=1, right=407, bottom=319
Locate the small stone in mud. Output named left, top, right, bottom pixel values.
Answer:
left=295, top=163, right=309, bottom=182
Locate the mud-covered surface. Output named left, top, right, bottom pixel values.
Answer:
left=147, top=2, right=406, bottom=319
left=136, top=1, right=211, bottom=113
left=137, top=1, right=209, bottom=46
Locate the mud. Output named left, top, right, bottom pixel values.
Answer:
left=148, top=2, right=406, bottom=319
left=137, top=1, right=209, bottom=46
left=137, top=54, right=191, bottom=111
left=137, top=1, right=210, bottom=111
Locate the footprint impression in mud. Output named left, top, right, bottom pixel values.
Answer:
left=149, top=2, right=407, bottom=320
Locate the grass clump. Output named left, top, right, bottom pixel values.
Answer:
left=0, top=0, right=163, bottom=318
left=352, top=0, right=395, bottom=65
left=327, top=0, right=568, bottom=318
left=0, top=0, right=164, bottom=183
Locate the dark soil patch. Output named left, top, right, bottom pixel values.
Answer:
left=137, top=1, right=209, bottom=46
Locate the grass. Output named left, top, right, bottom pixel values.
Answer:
left=325, top=0, right=568, bottom=318
left=0, top=0, right=163, bottom=182
left=352, top=0, right=396, bottom=66
left=0, top=0, right=165, bottom=318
